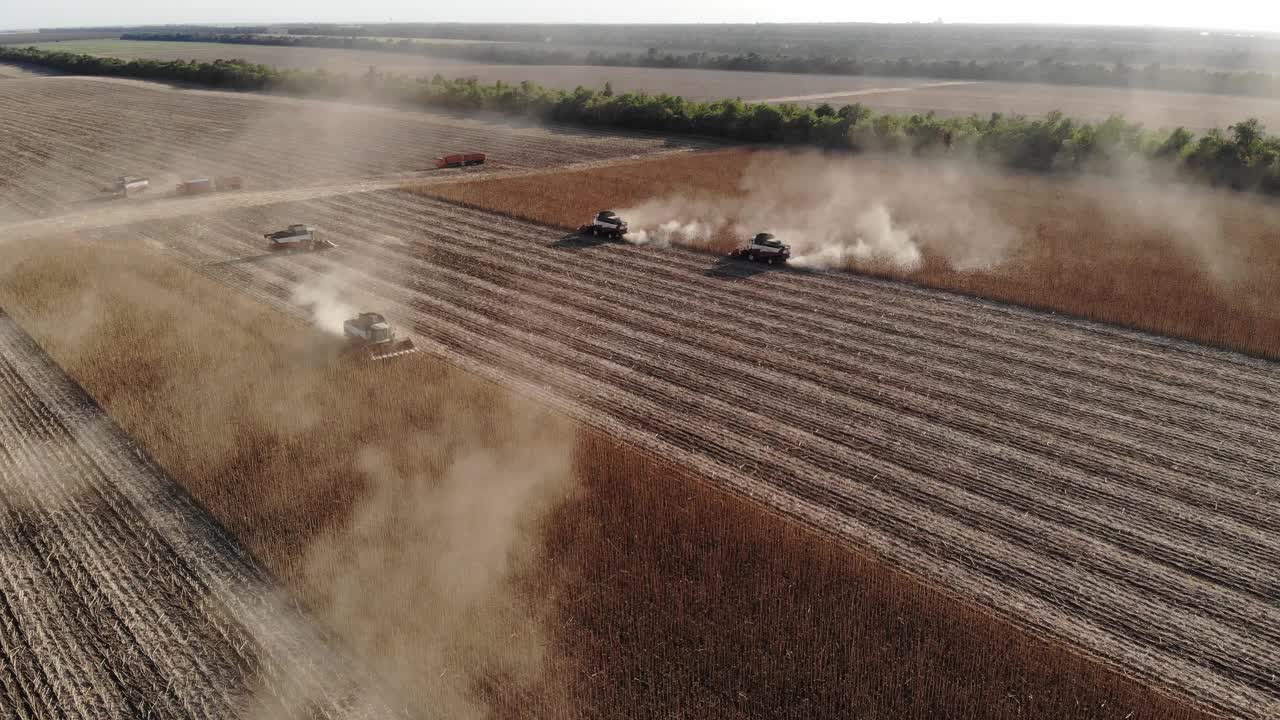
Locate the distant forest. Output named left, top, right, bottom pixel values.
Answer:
left=96, top=22, right=1280, bottom=70
left=118, top=31, right=1280, bottom=98
left=6, top=45, right=1279, bottom=198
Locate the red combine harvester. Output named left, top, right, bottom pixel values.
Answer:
left=435, top=152, right=486, bottom=169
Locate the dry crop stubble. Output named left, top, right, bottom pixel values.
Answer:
left=101, top=188, right=1280, bottom=714
left=0, top=233, right=1217, bottom=719
left=418, top=148, right=1280, bottom=358
left=0, top=236, right=579, bottom=717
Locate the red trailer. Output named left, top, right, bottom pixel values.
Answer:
left=435, top=152, right=486, bottom=169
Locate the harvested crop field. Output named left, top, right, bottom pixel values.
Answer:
left=28, top=39, right=1280, bottom=130
left=0, top=73, right=701, bottom=221
left=0, top=311, right=384, bottom=719
left=80, top=190, right=1280, bottom=719
left=424, top=148, right=1280, bottom=359
left=0, top=237, right=1214, bottom=720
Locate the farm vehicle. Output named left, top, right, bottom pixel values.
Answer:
left=264, top=224, right=336, bottom=252
left=729, top=232, right=791, bottom=264
left=435, top=153, right=486, bottom=169
left=342, top=312, right=419, bottom=361
left=176, top=176, right=243, bottom=195
left=100, top=176, right=150, bottom=198
left=577, top=210, right=629, bottom=239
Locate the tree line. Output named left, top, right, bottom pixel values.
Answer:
left=119, top=32, right=1280, bottom=99
left=6, top=45, right=1280, bottom=195
left=271, top=23, right=1280, bottom=72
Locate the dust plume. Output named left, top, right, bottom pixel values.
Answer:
left=788, top=204, right=921, bottom=271
left=618, top=151, right=1018, bottom=273
left=299, top=404, right=576, bottom=718
left=622, top=196, right=730, bottom=248
left=290, top=271, right=363, bottom=336
left=1073, top=173, right=1243, bottom=286
left=0, top=236, right=580, bottom=718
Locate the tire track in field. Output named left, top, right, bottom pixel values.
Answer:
left=130, top=194, right=1280, bottom=719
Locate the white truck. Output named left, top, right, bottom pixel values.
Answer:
left=729, top=232, right=791, bottom=264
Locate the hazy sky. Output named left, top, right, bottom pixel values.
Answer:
left=4, top=1, right=1278, bottom=34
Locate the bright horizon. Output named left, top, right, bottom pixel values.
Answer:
left=4, top=3, right=1280, bottom=37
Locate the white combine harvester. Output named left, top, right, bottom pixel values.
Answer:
left=100, top=176, right=150, bottom=198
left=264, top=224, right=336, bottom=252
left=342, top=312, right=418, bottom=362
left=729, top=232, right=791, bottom=264
left=577, top=210, right=629, bottom=239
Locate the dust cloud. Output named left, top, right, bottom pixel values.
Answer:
left=619, top=151, right=1019, bottom=273
left=290, top=271, right=363, bottom=336
left=1073, top=173, right=1245, bottom=286
left=298, top=408, right=576, bottom=719
left=0, top=237, right=580, bottom=719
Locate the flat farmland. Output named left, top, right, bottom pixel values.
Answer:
left=0, top=74, right=700, bottom=221
left=28, top=39, right=1280, bottom=130
left=0, top=312, right=384, bottom=719
left=802, top=78, right=1280, bottom=132
left=25, top=39, right=972, bottom=100
left=108, top=191, right=1280, bottom=720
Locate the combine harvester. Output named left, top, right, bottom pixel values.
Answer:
left=100, top=176, right=150, bottom=199
left=435, top=152, right=486, bottom=169
left=577, top=210, right=629, bottom=239
left=342, top=312, right=418, bottom=362
left=728, top=232, right=791, bottom=265
left=176, top=176, right=243, bottom=196
left=264, top=224, right=335, bottom=252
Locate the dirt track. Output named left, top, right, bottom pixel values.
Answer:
left=0, top=312, right=389, bottom=719
left=91, top=191, right=1280, bottom=720
left=0, top=75, right=703, bottom=221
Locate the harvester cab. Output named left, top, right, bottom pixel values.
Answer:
left=730, top=232, right=791, bottom=264
left=578, top=210, right=628, bottom=239
left=342, top=312, right=419, bottom=361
